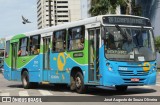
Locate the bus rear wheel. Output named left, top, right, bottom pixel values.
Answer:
left=75, top=72, right=86, bottom=94
left=115, top=86, right=128, bottom=92
left=22, top=71, right=31, bottom=89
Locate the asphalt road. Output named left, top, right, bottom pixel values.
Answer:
left=0, top=72, right=160, bottom=105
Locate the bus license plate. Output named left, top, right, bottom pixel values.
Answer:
left=131, top=78, right=139, bottom=82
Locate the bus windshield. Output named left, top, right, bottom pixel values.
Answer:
left=104, top=26, right=156, bottom=61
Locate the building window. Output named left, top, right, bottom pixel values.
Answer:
left=57, top=20, right=68, bottom=22
left=68, top=26, right=85, bottom=50
left=18, top=37, right=28, bottom=56
left=52, top=30, right=66, bottom=52
left=57, top=11, right=68, bottom=13
left=57, top=15, right=68, bottom=17
left=57, top=6, right=68, bottom=8
left=29, top=35, right=41, bottom=55
left=57, top=1, right=68, bottom=3
left=5, top=41, right=10, bottom=58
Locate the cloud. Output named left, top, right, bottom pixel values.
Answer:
left=0, top=0, right=37, bottom=38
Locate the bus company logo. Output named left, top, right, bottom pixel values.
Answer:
left=54, top=53, right=70, bottom=71
left=2, top=97, right=11, bottom=102
left=143, top=62, right=150, bottom=72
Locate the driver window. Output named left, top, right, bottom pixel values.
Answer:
left=142, top=30, right=150, bottom=48
left=105, top=27, right=123, bottom=50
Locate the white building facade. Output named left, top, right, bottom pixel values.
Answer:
left=37, top=0, right=90, bottom=29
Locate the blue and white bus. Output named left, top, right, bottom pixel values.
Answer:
left=3, top=15, right=157, bottom=93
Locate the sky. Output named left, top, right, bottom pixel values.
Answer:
left=0, top=0, right=37, bottom=38
left=0, top=0, right=159, bottom=37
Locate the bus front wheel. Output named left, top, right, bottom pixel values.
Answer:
left=22, top=71, right=31, bottom=89
left=115, top=86, right=128, bottom=92
left=75, top=72, right=86, bottom=94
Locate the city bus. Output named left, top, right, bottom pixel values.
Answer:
left=3, top=15, right=157, bottom=93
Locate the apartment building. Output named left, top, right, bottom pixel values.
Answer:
left=37, top=0, right=88, bottom=29
left=37, top=0, right=69, bottom=29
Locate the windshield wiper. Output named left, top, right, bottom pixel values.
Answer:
left=134, top=26, right=144, bottom=47
left=115, top=25, right=128, bottom=40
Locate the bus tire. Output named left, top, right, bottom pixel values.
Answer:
left=115, top=85, right=128, bottom=92
left=75, top=72, right=86, bottom=94
left=21, top=71, right=31, bottom=89
left=70, top=76, right=76, bottom=91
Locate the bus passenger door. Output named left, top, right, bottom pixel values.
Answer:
left=43, top=37, right=51, bottom=81
left=88, top=28, right=100, bottom=82
left=11, top=42, right=18, bottom=80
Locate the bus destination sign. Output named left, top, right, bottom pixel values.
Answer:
left=103, top=16, right=151, bottom=26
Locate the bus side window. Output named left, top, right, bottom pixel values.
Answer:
left=52, top=30, right=66, bottom=52
left=18, top=37, right=28, bottom=56
left=68, top=26, right=85, bottom=50
left=29, top=35, right=40, bottom=55
left=5, top=41, right=10, bottom=58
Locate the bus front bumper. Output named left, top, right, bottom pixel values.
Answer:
left=102, top=72, right=157, bottom=86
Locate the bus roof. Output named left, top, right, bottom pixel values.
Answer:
left=5, top=15, right=150, bottom=41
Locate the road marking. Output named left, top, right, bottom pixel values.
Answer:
left=38, top=90, right=53, bottom=96
left=140, top=86, right=151, bottom=88
left=63, top=92, right=71, bottom=94
left=156, top=84, right=160, bottom=86
left=5, top=89, right=16, bottom=91
left=19, top=91, right=29, bottom=96
left=0, top=93, right=10, bottom=96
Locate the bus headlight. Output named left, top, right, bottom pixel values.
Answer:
left=152, top=67, right=157, bottom=72
left=108, top=67, right=113, bottom=71
left=106, top=63, right=114, bottom=72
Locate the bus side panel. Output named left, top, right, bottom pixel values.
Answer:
left=3, top=55, right=12, bottom=81
left=3, top=62, right=12, bottom=80
left=49, top=52, right=88, bottom=84
left=13, top=55, right=42, bottom=82
left=99, top=45, right=105, bottom=85
left=27, top=55, right=41, bottom=82
left=29, top=71, right=41, bottom=82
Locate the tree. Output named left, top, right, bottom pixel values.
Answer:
left=155, top=36, right=160, bottom=52
left=89, top=0, right=110, bottom=16
left=89, top=0, right=129, bottom=16
left=89, top=0, right=142, bottom=16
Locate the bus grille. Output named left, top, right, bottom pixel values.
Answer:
left=118, top=70, right=149, bottom=76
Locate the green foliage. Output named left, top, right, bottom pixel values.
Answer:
left=155, top=36, right=160, bottom=51
left=89, top=0, right=142, bottom=16
left=89, top=0, right=128, bottom=16
left=89, top=0, right=110, bottom=16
